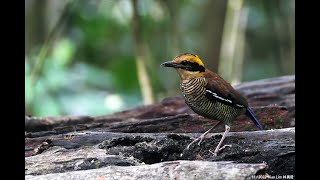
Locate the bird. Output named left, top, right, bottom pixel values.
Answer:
left=161, top=53, right=263, bottom=155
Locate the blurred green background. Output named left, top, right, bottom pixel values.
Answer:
left=25, top=0, right=295, bottom=117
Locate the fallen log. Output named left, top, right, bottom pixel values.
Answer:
left=25, top=128, right=295, bottom=177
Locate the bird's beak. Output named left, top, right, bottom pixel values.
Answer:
left=161, top=61, right=181, bottom=68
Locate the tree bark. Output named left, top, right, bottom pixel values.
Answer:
left=25, top=128, right=294, bottom=177
left=26, top=160, right=267, bottom=180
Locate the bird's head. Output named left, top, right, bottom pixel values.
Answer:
left=161, top=53, right=206, bottom=79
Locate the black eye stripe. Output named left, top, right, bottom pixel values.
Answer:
left=181, top=60, right=196, bottom=66
left=180, top=60, right=205, bottom=72
left=181, top=60, right=188, bottom=65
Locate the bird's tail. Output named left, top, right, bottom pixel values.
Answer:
left=246, top=107, right=263, bottom=130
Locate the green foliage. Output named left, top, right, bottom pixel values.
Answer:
left=108, top=56, right=138, bottom=92
left=25, top=0, right=295, bottom=116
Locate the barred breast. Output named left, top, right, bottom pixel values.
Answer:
left=180, top=78, right=245, bottom=124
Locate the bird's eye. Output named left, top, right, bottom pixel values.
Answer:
left=181, top=60, right=188, bottom=65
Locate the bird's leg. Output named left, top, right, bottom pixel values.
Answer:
left=186, top=121, right=222, bottom=149
left=211, top=124, right=231, bottom=156
left=186, top=126, right=214, bottom=149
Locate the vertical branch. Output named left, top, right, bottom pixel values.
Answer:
left=277, top=0, right=295, bottom=75
left=201, top=0, right=228, bottom=72
left=132, top=0, right=154, bottom=105
left=25, top=0, right=47, bottom=54
left=30, top=0, right=74, bottom=86
left=163, top=0, right=181, bottom=56
left=218, top=0, right=247, bottom=85
left=27, top=0, right=75, bottom=115
left=231, top=5, right=248, bottom=85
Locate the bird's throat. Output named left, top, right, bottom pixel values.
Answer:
left=176, top=69, right=204, bottom=80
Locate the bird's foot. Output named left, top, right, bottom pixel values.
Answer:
left=209, top=144, right=232, bottom=156
left=186, top=138, right=199, bottom=150
left=208, top=149, right=218, bottom=156
left=186, top=134, right=209, bottom=149
left=197, top=133, right=207, bottom=146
